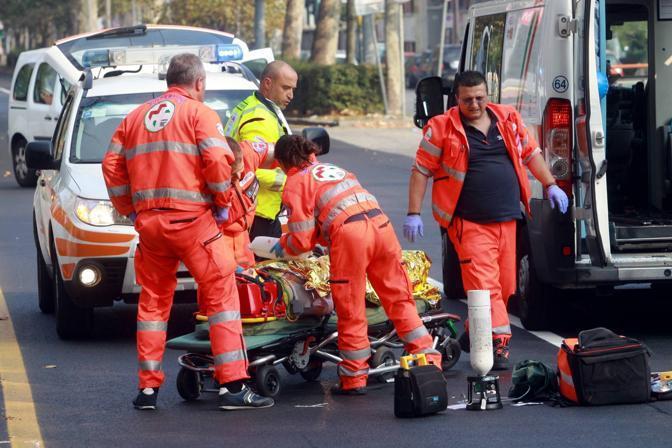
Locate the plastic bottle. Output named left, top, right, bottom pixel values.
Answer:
left=467, top=289, right=493, bottom=376
left=248, top=236, right=311, bottom=260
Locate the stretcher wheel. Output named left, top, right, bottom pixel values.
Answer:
left=176, top=367, right=202, bottom=401
left=440, top=338, right=461, bottom=371
left=255, top=365, right=281, bottom=398
left=299, top=360, right=323, bottom=382
left=370, top=347, right=396, bottom=383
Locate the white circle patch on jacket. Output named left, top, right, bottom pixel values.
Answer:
left=144, top=100, right=176, bottom=132
left=312, top=164, right=346, bottom=182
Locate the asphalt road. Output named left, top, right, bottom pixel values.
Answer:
left=1, top=73, right=671, bottom=448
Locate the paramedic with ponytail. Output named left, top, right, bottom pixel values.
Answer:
left=272, top=135, right=442, bottom=395
left=404, top=71, right=568, bottom=370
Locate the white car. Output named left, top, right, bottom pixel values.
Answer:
left=26, top=33, right=267, bottom=339
left=8, top=24, right=272, bottom=187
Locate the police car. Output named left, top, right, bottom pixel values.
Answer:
left=26, top=26, right=269, bottom=339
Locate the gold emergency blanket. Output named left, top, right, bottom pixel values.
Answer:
left=257, top=250, right=441, bottom=308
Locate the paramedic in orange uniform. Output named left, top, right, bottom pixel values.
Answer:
left=103, top=54, right=273, bottom=411
left=271, top=135, right=442, bottom=395
left=403, top=71, right=569, bottom=370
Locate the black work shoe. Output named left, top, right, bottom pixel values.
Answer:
left=133, top=388, right=159, bottom=410
left=458, top=331, right=470, bottom=353
left=492, top=336, right=511, bottom=371
left=330, top=383, right=367, bottom=396
left=218, top=385, right=274, bottom=410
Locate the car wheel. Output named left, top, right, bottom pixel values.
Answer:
left=51, top=239, right=94, bottom=339
left=254, top=365, right=281, bottom=398
left=441, top=229, right=465, bottom=300
left=34, top=216, right=54, bottom=314
left=12, top=139, right=38, bottom=187
left=176, top=367, right=202, bottom=401
left=515, top=229, right=553, bottom=331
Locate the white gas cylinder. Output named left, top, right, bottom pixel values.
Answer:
left=467, top=289, right=493, bottom=376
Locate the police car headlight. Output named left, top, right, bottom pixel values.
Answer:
left=74, top=197, right=132, bottom=226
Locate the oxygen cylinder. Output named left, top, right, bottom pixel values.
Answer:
left=249, top=237, right=311, bottom=260
left=467, top=290, right=493, bottom=376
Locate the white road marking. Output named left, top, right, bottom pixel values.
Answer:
left=427, top=277, right=563, bottom=348
left=0, top=87, right=10, bottom=95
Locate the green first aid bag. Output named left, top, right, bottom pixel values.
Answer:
left=508, top=360, right=558, bottom=402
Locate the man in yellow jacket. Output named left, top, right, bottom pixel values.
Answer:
left=225, top=60, right=298, bottom=242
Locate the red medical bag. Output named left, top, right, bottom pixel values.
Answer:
left=236, top=273, right=286, bottom=321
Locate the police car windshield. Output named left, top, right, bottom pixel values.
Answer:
left=58, top=28, right=235, bottom=70
left=70, top=89, right=252, bottom=163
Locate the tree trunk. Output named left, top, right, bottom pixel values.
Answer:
left=385, top=0, right=402, bottom=115
left=310, top=0, right=340, bottom=65
left=254, top=0, right=266, bottom=49
left=362, top=15, right=377, bottom=65
left=79, top=0, right=98, bottom=33
left=282, top=0, right=304, bottom=60
left=346, top=0, right=357, bottom=64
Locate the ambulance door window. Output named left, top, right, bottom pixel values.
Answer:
left=501, top=7, right=544, bottom=119
left=469, top=13, right=505, bottom=103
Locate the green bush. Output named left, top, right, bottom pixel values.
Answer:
left=287, top=62, right=384, bottom=116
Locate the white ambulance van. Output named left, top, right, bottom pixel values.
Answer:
left=416, top=0, right=672, bottom=329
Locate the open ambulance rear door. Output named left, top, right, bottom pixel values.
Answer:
left=574, top=0, right=611, bottom=268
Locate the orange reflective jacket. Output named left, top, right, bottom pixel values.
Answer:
left=220, top=140, right=272, bottom=235
left=279, top=162, right=379, bottom=256
left=103, top=86, right=235, bottom=216
left=413, top=103, right=542, bottom=228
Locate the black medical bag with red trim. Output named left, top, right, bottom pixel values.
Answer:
left=557, top=327, right=651, bottom=405
left=236, top=272, right=286, bottom=321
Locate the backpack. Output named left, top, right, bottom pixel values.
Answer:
left=508, top=360, right=558, bottom=402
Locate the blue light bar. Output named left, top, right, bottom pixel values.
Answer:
left=82, top=49, right=111, bottom=68
left=215, top=44, right=243, bottom=62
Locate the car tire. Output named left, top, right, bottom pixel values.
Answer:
left=515, top=228, right=554, bottom=331
left=441, top=228, right=465, bottom=301
left=34, top=216, right=54, bottom=314
left=51, top=239, right=94, bottom=339
left=12, top=138, right=38, bottom=188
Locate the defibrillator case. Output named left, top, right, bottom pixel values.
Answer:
left=394, top=364, right=447, bottom=418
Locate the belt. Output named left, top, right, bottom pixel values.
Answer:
left=344, top=208, right=383, bottom=224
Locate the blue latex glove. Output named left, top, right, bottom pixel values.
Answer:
left=547, top=185, right=569, bottom=214
left=128, top=212, right=137, bottom=225
left=213, top=207, right=229, bottom=225
left=271, top=241, right=285, bottom=258
left=403, top=215, right=424, bottom=243
left=235, top=266, right=244, bottom=274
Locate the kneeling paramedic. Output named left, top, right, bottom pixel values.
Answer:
left=403, top=71, right=569, bottom=370
left=102, top=53, right=273, bottom=411
left=272, top=135, right=442, bottom=395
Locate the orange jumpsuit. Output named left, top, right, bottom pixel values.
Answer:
left=414, top=104, right=541, bottom=338
left=103, top=86, right=248, bottom=389
left=280, top=162, right=441, bottom=390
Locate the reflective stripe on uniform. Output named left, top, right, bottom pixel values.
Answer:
left=321, top=192, right=378, bottom=235
left=432, top=203, right=453, bottom=223
left=198, top=138, right=233, bottom=156
left=269, top=171, right=285, bottom=192
left=133, top=188, right=212, bottom=204
left=139, top=360, right=162, bottom=371
left=214, top=349, right=247, bottom=365
left=286, top=234, right=303, bottom=255
left=420, top=138, right=443, bottom=157
left=493, top=324, right=512, bottom=335
left=107, top=142, right=123, bottom=155
left=559, top=370, right=574, bottom=386
left=340, top=347, right=371, bottom=361
left=413, top=163, right=432, bottom=177
left=523, top=147, right=542, bottom=165
left=137, top=321, right=168, bottom=332
left=337, top=364, right=370, bottom=377
left=108, top=184, right=130, bottom=197
left=125, top=141, right=199, bottom=160
left=207, top=180, right=231, bottom=192
left=288, top=219, right=315, bottom=233
left=440, top=162, right=466, bottom=182
left=317, top=178, right=360, bottom=209
left=209, top=310, right=241, bottom=326
left=401, top=325, right=430, bottom=344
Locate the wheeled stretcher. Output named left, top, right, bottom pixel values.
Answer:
left=166, top=251, right=461, bottom=399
